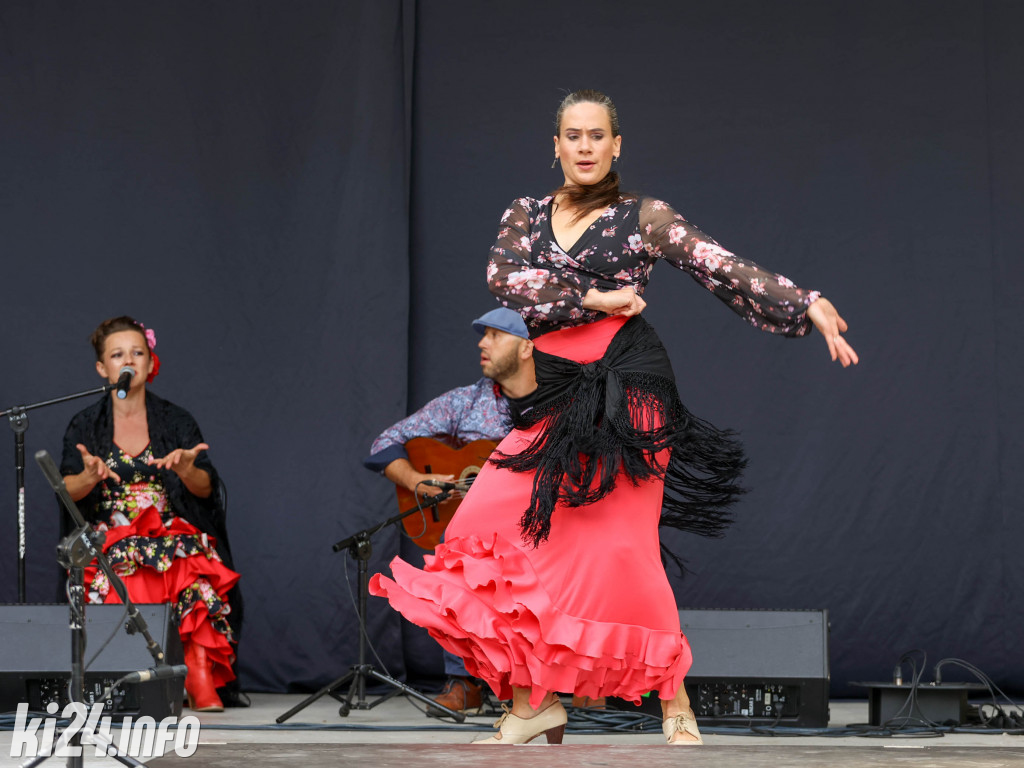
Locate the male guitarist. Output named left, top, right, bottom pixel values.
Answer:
left=364, top=308, right=537, bottom=715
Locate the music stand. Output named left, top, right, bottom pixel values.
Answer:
left=276, top=493, right=465, bottom=724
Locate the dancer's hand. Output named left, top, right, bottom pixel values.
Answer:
left=583, top=287, right=647, bottom=317
left=808, top=298, right=859, bottom=367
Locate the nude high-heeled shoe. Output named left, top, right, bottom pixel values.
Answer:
left=473, top=698, right=567, bottom=744
left=663, top=707, right=703, bottom=745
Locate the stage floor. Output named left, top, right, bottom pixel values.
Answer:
left=3, top=694, right=1023, bottom=767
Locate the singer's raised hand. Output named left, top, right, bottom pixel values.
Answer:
left=148, top=443, right=213, bottom=498
left=148, top=442, right=209, bottom=472
left=64, top=444, right=122, bottom=501
left=78, top=444, right=121, bottom=484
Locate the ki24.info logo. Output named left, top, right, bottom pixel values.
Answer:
left=10, top=702, right=200, bottom=759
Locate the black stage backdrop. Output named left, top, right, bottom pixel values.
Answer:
left=1, top=1, right=1021, bottom=699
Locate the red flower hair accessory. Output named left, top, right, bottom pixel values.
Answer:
left=141, top=324, right=160, bottom=383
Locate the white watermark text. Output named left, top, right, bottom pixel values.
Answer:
left=10, top=702, right=200, bottom=759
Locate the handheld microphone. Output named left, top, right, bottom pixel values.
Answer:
left=121, top=664, right=188, bottom=683
left=114, top=367, right=135, bottom=399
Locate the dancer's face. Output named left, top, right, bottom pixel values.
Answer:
left=553, top=102, right=621, bottom=188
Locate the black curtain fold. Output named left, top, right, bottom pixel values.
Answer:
left=0, top=0, right=415, bottom=691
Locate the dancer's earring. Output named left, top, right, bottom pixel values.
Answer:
left=551, top=157, right=559, bottom=169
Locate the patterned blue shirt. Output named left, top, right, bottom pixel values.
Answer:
left=364, top=378, right=512, bottom=472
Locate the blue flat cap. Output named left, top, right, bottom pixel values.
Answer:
left=471, top=307, right=529, bottom=339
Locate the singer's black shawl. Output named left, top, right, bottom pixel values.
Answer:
left=61, top=393, right=222, bottom=538
left=493, top=315, right=746, bottom=547
left=59, top=392, right=243, bottom=635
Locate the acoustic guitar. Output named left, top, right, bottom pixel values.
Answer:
left=397, top=437, right=498, bottom=550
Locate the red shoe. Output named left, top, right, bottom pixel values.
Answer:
left=184, top=641, right=224, bottom=712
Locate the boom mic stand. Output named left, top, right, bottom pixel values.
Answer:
left=2, top=380, right=124, bottom=602
left=23, top=450, right=187, bottom=768
left=276, top=493, right=465, bottom=724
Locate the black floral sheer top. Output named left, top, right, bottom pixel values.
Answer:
left=486, top=195, right=821, bottom=337
left=97, top=444, right=171, bottom=522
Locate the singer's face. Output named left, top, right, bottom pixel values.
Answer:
left=95, top=330, right=152, bottom=391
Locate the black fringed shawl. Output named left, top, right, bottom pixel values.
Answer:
left=491, top=315, right=746, bottom=547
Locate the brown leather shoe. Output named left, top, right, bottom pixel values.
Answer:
left=426, top=676, right=484, bottom=717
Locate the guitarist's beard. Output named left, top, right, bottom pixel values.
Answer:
left=482, top=348, right=520, bottom=383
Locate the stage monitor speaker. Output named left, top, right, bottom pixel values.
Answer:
left=0, top=603, right=183, bottom=720
left=610, top=608, right=830, bottom=728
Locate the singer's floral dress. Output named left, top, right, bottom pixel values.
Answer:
left=61, top=393, right=240, bottom=688
left=372, top=194, right=821, bottom=708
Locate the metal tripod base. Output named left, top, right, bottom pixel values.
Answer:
left=275, top=663, right=465, bottom=723
left=277, top=519, right=467, bottom=726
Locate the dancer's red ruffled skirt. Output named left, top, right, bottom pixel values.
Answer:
left=370, top=316, right=692, bottom=709
left=84, top=505, right=240, bottom=688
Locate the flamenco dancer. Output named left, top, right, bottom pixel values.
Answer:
left=371, top=89, right=858, bottom=745
left=61, top=316, right=240, bottom=712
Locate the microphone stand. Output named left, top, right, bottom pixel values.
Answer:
left=276, top=492, right=466, bottom=724
left=22, top=450, right=185, bottom=768
left=1, top=381, right=122, bottom=602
